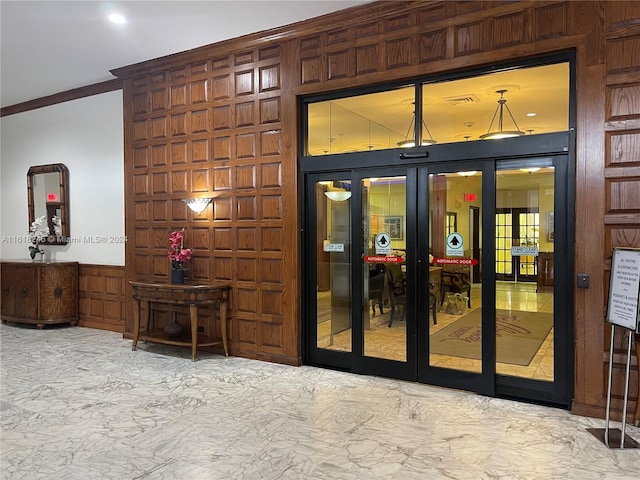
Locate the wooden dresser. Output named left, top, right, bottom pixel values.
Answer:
left=1, top=260, right=79, bottom=328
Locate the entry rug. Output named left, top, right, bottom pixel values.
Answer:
left=429, top=309, right=553, bottom=366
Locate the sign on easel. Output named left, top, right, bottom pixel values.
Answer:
left=606, top=248, right=640, bottom=332
left=588, top=247, right=640, bottom=449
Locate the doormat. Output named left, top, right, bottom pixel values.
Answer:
left=429, top=309, right=553, bottom=366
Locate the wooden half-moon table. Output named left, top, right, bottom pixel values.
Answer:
left=130, top=281, right=231, bottom=361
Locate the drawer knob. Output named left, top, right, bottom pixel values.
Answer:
left=54, top=287, right=63, bottom=298
left=21, top=288, right=28, bottom=297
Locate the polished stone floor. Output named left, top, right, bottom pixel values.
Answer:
left=1, top=323, right=639, bottom=479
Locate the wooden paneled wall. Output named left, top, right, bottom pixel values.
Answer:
left=78, top=264, right=126, bottom=332
left=112, top=1, right=640, bottom=418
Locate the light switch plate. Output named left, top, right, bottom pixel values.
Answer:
left=577, top=273, right=589, bottom=289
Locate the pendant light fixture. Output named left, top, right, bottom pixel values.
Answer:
left=479, top=89, right=525, bottom=140
left=397, top=105, right=437, bottom=147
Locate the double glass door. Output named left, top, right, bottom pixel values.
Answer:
left=304, top=155, right=571, bottom=405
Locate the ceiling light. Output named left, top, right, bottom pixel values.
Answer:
left=520, top=167, right=541, bottom=173
left=527, top=112, right=537, bottom=117
left=182, top=197, right=212, bottom=213
left=108, top=13, right=126, bottom=24
left=397, top=106, right=437, bottom=147
left=324, top=191, right=351, bottom=201
left=457, top=171, right=478, bottom=177
left=479, top=90, right=524, bottom=140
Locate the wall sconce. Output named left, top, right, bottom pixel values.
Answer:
left=397, top=106, right=437, bottom=147
left=182, top=197, right=212, bottom=213
left=479, top=89, right=524, bottom=140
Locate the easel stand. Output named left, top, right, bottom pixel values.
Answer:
left=587, top=325, right=639, bottom=449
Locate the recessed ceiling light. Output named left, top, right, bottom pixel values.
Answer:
left=109, top=13, right=126, bottom=24
left=526, top=112, right=536, bottom=117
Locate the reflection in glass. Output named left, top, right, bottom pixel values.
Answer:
left=316, top=180, right=352, bottom=352
left=305, top=62, right=569, bottom=155
left=495, top=167, right=554, bottom=381
left=362, top=176, right=407, bottom=362
left=428, top=171, right=482, bottom=374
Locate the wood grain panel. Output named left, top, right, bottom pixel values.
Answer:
left=236, top=165, right=256, bottom=190
left=152, top=172, right=168, bottom=194
left=607, top=83, right=640, bottom=120
left=151, top=117, right=166, bottom=139
left=261, top=195, right=282, bottom=219
left=190, top=79, right=208, bottom=104
left=152, top=145, right=167, bottom=166
left=151, top=88, right=167, bottom=111
left=213, top=166, right=232, bottom=191
left=608, top=179, right=640, bottom=211
left=259, top=65, right=280, bottom=92
left=605, top=0, right=640, bottom=29
left=133, top=147, right=148, bottom=169
left=237, top=196, right=257, bottom=220
left=606, top=35, right=640, bottom=75
left=170, top=84, right=187, bottom=108
left=236, top=133, right=256, bottom=158
left=328, top=50, right=349, bottom=80
left=170, top=142, right=187, bottom=165
left=212, top=75, right=231, bottom=99
left=237, top=228, right=257, bottom=251
left=213, top=105, right=231, bottom=130
left=261, top=289, right=284, bottom=317
left=260, top=97, right=281, bottom=124
left=356, top=44, right=380, bottom=75
left=455, top=22, right=482, bottom=55
left=192, top=139, right=209, bottom=163
left=328, top=28, right=349, bottom=45
left=386, top=37, right=412, bottom=69
left=261, top=163, right=282, bottom=188
left=213, top=197, right=232, bottom=221
left=191, top=168, right=209, bottom=192
left=607, top=129, right=640, bottom=165
left=261, top=130, right=281, bottom=156
left=237, top=288, right=258, bottom=314
left=170, top=171, right=188, bottom=193
left=237, top=258, right=257, bottom=282
left=79, top=264, right=125, bottom=332
left=420, top=29, right=447, bottom=63
left=235, top=70, right=255, bottom=96
left=534, top=3, right=566, bottom=41
left=236, top=102, right=255, bottom=127
left=191, top=109, right=209, bottom=133
left=260, top=258, right=283, bottom=284
left=301, top=56, right=322, bottom=84
left=213, top=228, right=233, bottom=250
left=213, top=137, right=231, bottom=160
left=492, top=11, right=526, bottom=49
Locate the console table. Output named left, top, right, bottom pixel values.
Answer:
left=130, top=281, right=230, bottom=361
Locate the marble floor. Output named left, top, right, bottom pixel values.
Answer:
left=1, top=323, right=639, bottom=479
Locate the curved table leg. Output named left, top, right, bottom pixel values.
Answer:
left=220, top=299, right=229, bottom=356
left=190, top=304, right=198, bottom=362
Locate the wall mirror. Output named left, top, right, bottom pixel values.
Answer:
left=27, top=163, right=70, bottom=245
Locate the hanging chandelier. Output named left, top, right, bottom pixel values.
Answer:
left=479, top=89, right=525, bottom=140
left=397, top=107, right=437, bottom=147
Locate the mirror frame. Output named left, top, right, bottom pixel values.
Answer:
left=27, top=163, right=70, bottom=245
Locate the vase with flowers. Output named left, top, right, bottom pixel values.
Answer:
left=168, top=229, right=192, bottom=284
left=28, top=215, right=50, bottom=260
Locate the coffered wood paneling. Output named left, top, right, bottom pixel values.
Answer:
left=119, top=41, right=294, bottom=364
left=113, top=1, right=640, bottom=418
left=78, top=265, right=126, bottom=332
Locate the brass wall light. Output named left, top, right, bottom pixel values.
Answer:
left=182, top=197, right=212, bottom=213
left=479, top=89, right=524, bottom=140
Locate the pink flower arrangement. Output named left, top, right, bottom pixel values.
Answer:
left=168, top=229, right=192, bottom=270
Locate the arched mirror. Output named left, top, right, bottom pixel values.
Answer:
left=27, top=163, right=70, bottom=245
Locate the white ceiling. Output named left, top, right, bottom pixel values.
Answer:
left=0, top=0, right=367, bottom=108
